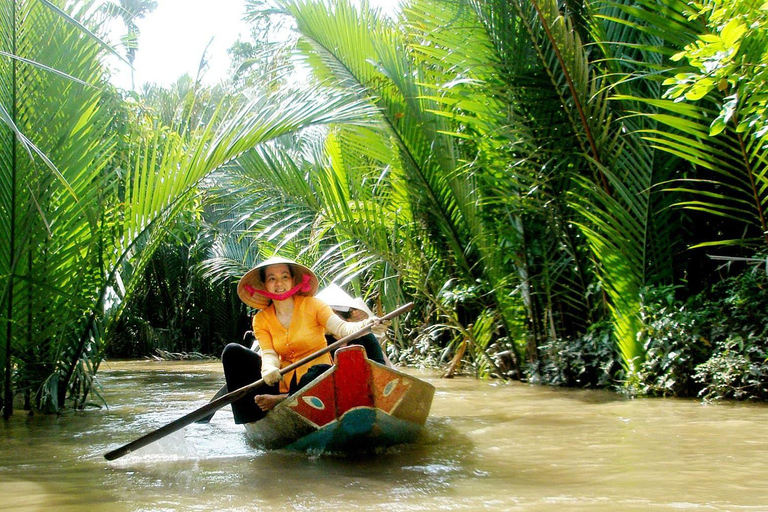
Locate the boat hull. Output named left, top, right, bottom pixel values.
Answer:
left=244, top=345, right=435, bottom=452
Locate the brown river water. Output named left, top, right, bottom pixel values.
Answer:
left=1, top=360, right=767, bottom=511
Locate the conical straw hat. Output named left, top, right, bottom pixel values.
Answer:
left=316, top=283, right=374, bottom=318
left=237, top=256, right=318, bottom=309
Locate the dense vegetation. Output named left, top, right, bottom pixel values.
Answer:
left=1, top=0, right=766, bottom=418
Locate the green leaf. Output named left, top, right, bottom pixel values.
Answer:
left=685, top=78, right=715, bottom=101
left=720, top=20, right=747, bottom=48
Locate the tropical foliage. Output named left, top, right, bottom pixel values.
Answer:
left=3, top=0, right=768, bottom=417
left=201, top=0, right=765, bottom=391
left=219, top=0, right=682, bottom=379
left=1, top=0, right=121, bottom=416
left=638, top=271, right=768, bottom=401
left=0, top=0, right=377, bottom=416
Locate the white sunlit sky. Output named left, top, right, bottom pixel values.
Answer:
left=108, top=0, right=398, bottom=91
left=108, top=0, right=250, bottom=90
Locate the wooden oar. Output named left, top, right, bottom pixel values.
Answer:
left=195, top=331, right=256, bottom=424
left=194, top=383, right=228, bottom=424
left=104, top=302, right=414, bottom=461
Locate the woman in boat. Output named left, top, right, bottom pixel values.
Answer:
left=222, top=256, right=383, bottom=424
left=316, top=283, right=390, bottom=366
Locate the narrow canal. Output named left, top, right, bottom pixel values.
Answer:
left=1, top=360, right=767, bottom=511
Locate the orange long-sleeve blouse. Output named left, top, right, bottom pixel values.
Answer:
left=252, top=295, right=334, bottom=393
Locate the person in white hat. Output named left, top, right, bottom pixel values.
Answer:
left=222, top=256, right=384, bottom=424
left=315, top=283, right=390, bottom=366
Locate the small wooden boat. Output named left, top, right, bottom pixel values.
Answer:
left=244, top=344, right=435, bottom=452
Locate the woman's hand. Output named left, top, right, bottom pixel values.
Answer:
left=260, top=349, right=282, bottom=385
left=369, top=317, right=391, bottom=337
left=261, top=366, right=282, bottom=385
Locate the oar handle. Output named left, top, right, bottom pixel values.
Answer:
left=104, top=302, right=414, bottom=461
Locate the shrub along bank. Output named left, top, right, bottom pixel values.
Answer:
left=524, top=269, right=768, bottom=402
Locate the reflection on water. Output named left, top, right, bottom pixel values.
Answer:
left=2, top=360, right=768, bottom=511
